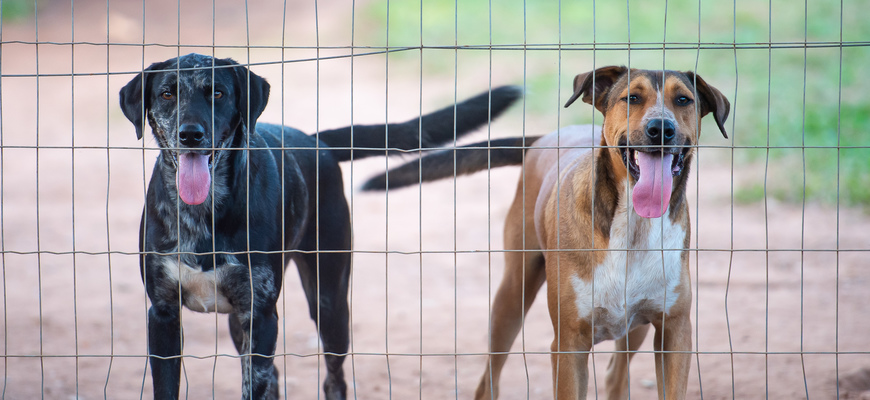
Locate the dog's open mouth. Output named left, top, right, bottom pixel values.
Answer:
left=175, top=150, right=214, bottom=205
left=621, top=146, right=688, bottom=219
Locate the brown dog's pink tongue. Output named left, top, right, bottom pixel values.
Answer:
left=632, top=152, right=674, bottom=218
left=176, top=153, right=211, bottom=205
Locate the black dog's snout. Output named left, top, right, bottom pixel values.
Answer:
left=645, top=119, right=676, bottom=143
left=178, top=123, right=206, bottom=147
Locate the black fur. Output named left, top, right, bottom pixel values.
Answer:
left=361, top=136, right=540, bottom=191
left=119, top=53, right=520, bottom=400
left=317, top=86, right=522, bottom=161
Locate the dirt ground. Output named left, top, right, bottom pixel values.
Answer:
left=0, top=1, right=868, bottom=399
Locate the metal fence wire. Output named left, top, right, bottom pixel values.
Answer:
left=0, top=0, right=868, bottom=399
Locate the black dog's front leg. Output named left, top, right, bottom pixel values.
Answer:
left=229, top=307, right=280, bottom=400
left=148, top=304, right=182, bottom=400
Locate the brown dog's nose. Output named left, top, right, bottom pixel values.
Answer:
left=645, top=119, right=675, bottom=143
left=178, top=123, right=206, bottom=147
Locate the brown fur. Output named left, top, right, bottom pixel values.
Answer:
left=363, top=66, right=729, bottom=400
left=477, top=67, right=728, bottom=399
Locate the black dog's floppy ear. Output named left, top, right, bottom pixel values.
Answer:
left=228, top=59, right=270, bottom=131
left=119, top=60, right=168, bottom=140
left=684, top=71, right=730, bottom=139
left=564, top=65, right=627, bottom=113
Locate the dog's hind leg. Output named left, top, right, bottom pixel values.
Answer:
left=476, top=190, right=546, bottom=400
left=294, top=246, right=351, bottom=400
left=475, top=249, right=545, bottom=400
left=147, top=304, right=183, bottom=400
left=293, top=193, right=351, bottom=400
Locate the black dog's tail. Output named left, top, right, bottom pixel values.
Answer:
left=361, top=135, right=541, bottom=191
left=315, top=86, right=522, bottom=162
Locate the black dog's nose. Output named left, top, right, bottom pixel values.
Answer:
left=178, top=124, right=206, bottom=147
left=645, top=119, right=676, bottom=143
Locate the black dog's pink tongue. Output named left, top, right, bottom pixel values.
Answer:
left=176, top=153, right=211, bottom=205
left=632, top=152, right=674, bottom=218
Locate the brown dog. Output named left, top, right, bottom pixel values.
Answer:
left=363, top=66, right=729, bottom=399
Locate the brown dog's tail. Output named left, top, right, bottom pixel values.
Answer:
left=315, top=86, right=522, bottom=162
left=361, top=135, right=540, bottom=191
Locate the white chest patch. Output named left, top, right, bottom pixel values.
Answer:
left=570, top=194, right=686, bottom=344
left=160, top=257, right=239, bottom=314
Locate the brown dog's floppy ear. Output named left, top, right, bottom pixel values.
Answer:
left=564, top=65, right=627, bottom=113
left=227, top=58, right=270, bottom=132
left=684, top=71, right=730, bottom=139
left=119, top=60, right=169, bottom=140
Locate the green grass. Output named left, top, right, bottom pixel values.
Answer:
left=1, top=0, right=32, bottom=22
left=355, top=0, right=870, bottom=207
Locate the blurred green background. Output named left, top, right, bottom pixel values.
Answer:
left=356, top=0, right=870, bottom=206
left=1, top=0, right=32, bottom=22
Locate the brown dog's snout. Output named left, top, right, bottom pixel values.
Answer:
left=645, top=118, right=676, bottom=144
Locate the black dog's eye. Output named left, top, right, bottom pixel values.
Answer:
left=213, top=90, right=223, bottom=99
left=161, top=91, right=174, bottom=100
left=675, top=95, right=693, bottom=106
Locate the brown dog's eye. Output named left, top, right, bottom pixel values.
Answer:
left=213, top=90, right=223, bottom=99
left=675, top=96, right=692, bottom=106
left=625, top=95, right=640, bottom=104
left=161, top=91, right=173, bottom=100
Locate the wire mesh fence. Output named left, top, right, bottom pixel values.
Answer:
left=0, top=0, right=868, bottom=398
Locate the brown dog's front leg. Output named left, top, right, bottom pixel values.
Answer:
left=548, top=285, right=593, bottom=400
left=653, top=314, right=692, bottom=400
left=550, top=330, right=591, bottom=399
left=605, top=323, right=651, bottom=400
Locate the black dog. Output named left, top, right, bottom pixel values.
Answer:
left=119, top=53, right=520, bottom=400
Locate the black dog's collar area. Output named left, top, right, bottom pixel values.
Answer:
left=620, top=141, right=688, bottom=182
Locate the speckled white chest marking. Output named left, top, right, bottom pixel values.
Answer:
left=571, top=189, right=685, bottom=343
left=160, top=258, right=239, bottom=313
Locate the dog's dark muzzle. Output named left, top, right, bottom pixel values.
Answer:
left=174, top=122, right=218, bottom=157
left=178, top=123, right=208, bottom=148
left=645, top=118, right=676, bottom=145
left=173, top=123, right=216, bottom=205
left=620, top=138, right=688, bottom=182
left=619, top=124, right=690, bottom=218
left=621, top=118, right=688, bottom=180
